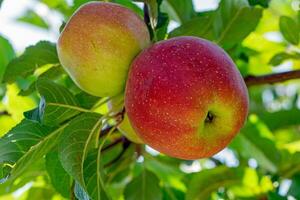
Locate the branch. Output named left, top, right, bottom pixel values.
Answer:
left=244, top=70, right=300, bottom=87
left=0, top=111, right=10, bottom=116
left=104, top=137, right=131, bottom=168
left=99, top=125, right=115, bottom=138
left=101, top=137, right=124, bottom=153
left=70, top=181, right=75, bottom=200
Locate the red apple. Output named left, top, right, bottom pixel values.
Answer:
left=125, top=36, right=249, bottom=160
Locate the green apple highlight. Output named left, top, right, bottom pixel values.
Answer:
left=57, top=2, right=150, bottom=97
left=125, top=36, right=249, bottom=160
left=108, top=96, right=143, bottom=144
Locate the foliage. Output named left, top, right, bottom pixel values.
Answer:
left=0, top=0, right=300, bottom=199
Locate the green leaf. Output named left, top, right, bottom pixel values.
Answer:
left=155, top=12, right=169, bottom=41
left=248, top=0, right=270, bottom=8
left=268, top=192, right=288, bottom=200
left=3, top=41, right=58, bottom=83
left=83, top=150, right=109, bottom=200
left=74, top=181, right=90, bottom=200
left=0, top=119, right=53, bottom=165
left=75, top=92, right=101, bottom=109
left=215, top=0, right=263, bottom=48
left=279, top=151, right=300, bottom=178
left=144, top=155, right=185, bottom=190
left=19, top=66, right=65, bottom=96
left=168, top=12, right=216, bottom=40
left=258, top=108, right=300, bottom=131
left=124, top=169, right=162, bottom=200
left=113, top=0, right=143, bottom=16
left=36, top=78, right=83, bottom=126
left=58, top=113, right=102, bottom=189
left=269, top=52, right=300, bottom=66
left=161, top=0, right=195, bottom=23
left=230, top=115, right=281, bottom=173
left=186, top=166, right=244, bottom=200
left=72, top=0, right=95, bottom=11
left=7, top=123, right=66, bottom=182
left=45, top=152, right=72, bottom=198
left=279, top=16, right=299, bottom=45
left=17, top=9, right=49, bottom=29
left=288, top=174, right=300, bottom=199
left=169, top=0, right=262, bottom=48
left=0, top=159, right=45, bottom=195
left=0, top=35, right=15, bottom=83
left=25, top=187, right=56, bottom=200
left=162, top=186, right=185, bottom=200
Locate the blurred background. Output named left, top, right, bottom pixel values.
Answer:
left=1, top=0, right=300, bottom=199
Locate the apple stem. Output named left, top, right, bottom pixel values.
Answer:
left=244, top=69, right=300, bottom=87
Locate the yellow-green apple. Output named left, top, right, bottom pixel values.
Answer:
left=108, top=96, right=143, bottom=144
left=118, top=115, right=143, bottom=144
left=125, top=36, right=249, bottom=160
left=57, top=2, right=150, bottom=97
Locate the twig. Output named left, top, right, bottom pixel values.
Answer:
left=70, top=181, right=75, bottom=200
left=244, top=70, right=300, bottom=87
left=209, top=158, right=223, bottom=166
left=104, top=138, right=131, bottom=168
left=101, top=137, right=124, bottom=153
left=99, top=107, right=125, bottom=139
left=99, top=125, right=115, bottom=138
left=0, top=111, right=10, bottom=116
left=143, top=4, right=150, bottom=27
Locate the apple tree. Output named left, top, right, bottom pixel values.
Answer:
left=1, top=0, right=300, bottom=199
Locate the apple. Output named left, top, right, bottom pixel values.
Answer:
left=118, top=115, right=144, bottom=144
left=125, top=36, right=249, bottom=160
left=108, top=96, right=143, bottom=144
left=57, top=2, right=150, bottom=97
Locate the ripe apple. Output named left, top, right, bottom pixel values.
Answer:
left=108, top=96, right=143, bottom=144
left=57, top=2, right=150, bottom=97
left=125, top=36, right=249, bottom=160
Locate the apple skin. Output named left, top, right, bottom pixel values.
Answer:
left=125, top=36, right=249, bottom=160
left=57, top=2, right=150, bottom=97
left=107, top=96, right=143, bottom=144
left=118, top=114, right=144, bottom=144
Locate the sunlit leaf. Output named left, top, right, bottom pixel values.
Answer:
left=17, top=9, right=49, bottom=29
left=24, top=187, right=56, bottom=200
left=215, top=0, right=263, bottom=48
left=168, top=12, right=215, bottom=40
left=124, top=169, right=162, bottom=200
left=231, top=115, right=281, bottom=173
left=279, top=16, right=299, bottom=45
left=0, top=35, right=15, bottom=83
left=248, top=0, right=270, bottom=8
left=3, top=41, right=58, bottom=83
left=161, top=0, right=195, bottom=23
left=186, top=166, right=244, bottom=200
left=269, top=52, right=300, bottom=66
